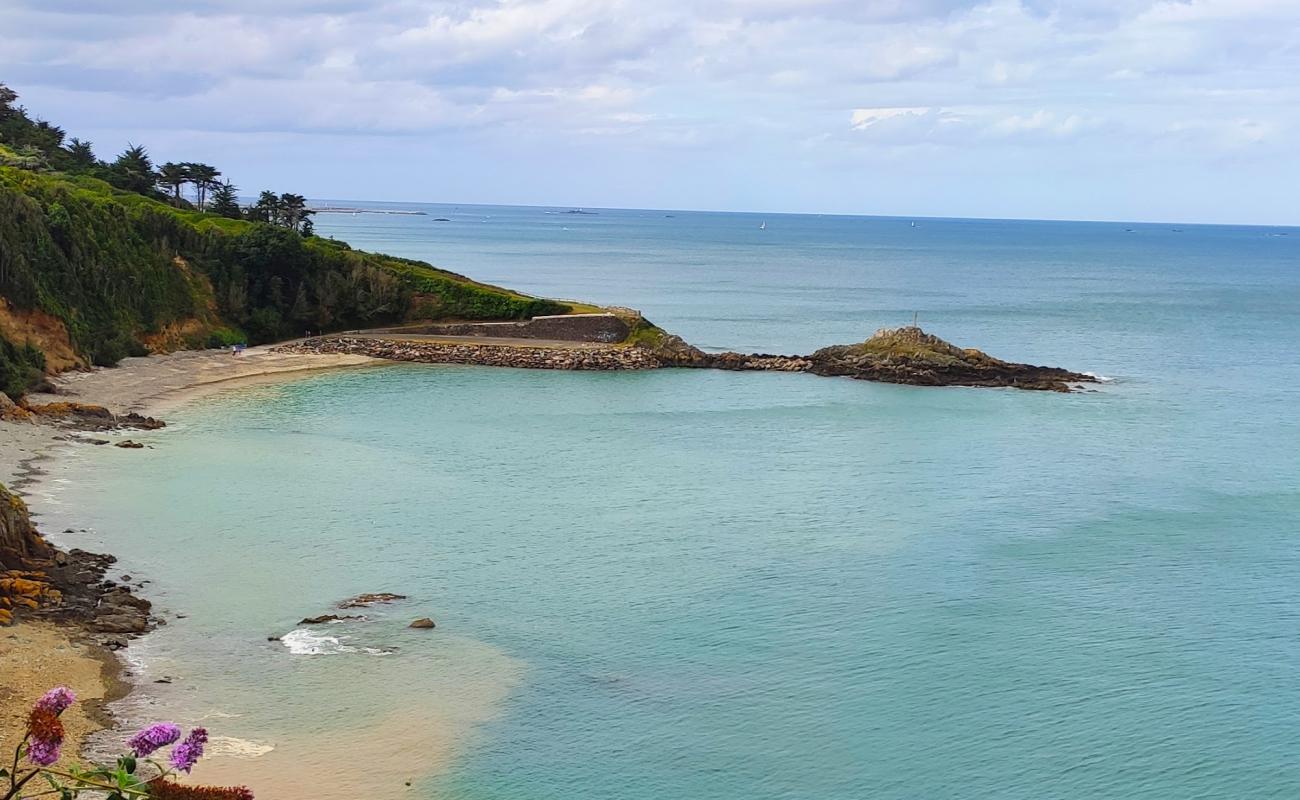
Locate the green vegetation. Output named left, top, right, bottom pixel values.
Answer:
left=0, top=81, right=597, bottom=397
left=854, top=326, right=997, bottom=366
left=0, top=337, right=44, bottom=398
left=621, top=315, right=668, bottom=349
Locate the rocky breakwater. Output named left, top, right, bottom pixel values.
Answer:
left=276, top=336, right=662, bottom=370
left=807, top=326, right=1096, bottom=392
left=650, top=327, right=1093, bottom=391
left=646, top=334, right=813, bottom=372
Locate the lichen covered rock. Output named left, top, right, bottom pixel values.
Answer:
left=808, top=326, right=1095, bottom=392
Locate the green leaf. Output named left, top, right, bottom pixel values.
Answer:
left=119, top=755, right=137, bottom=774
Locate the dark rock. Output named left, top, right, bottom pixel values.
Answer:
left=115, top=440, right=145, bottom=449
left=652, top=325, right=1094, bottom=393
left=409, top=617, right=436, bottom=629
left=339, top=592, right=408, bottom=608
left=807, top=327, right=1096, bottom=392
left=94, top=613, right=148, bottom=633
left=300, top=613, right=363, bottom=624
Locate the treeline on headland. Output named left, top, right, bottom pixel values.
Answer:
left=0, top=82, right=572, bottom=398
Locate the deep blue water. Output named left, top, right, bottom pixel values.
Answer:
left=39, top=205, right=1300, bottom=799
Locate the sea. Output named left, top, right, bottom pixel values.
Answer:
left=32, top=203, right=1300, bottom=799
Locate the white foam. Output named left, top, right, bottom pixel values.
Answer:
left=208, top=735, right=274, bottom=758
left=280, top=629, right=394, bottom=656
left=1083, top=372, right=1114, bottom=383
left=280, top=629, right=350, bottom=655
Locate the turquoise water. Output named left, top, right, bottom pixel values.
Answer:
left=38, top=207, right=1300, bottom=798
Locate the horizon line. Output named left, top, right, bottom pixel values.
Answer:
left=296, top=197, right=1300, bottom=231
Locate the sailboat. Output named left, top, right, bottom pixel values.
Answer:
left=759, top=221, right=767, bottom=230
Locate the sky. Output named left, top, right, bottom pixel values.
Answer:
left=1, top=0, right=1298, bottom=224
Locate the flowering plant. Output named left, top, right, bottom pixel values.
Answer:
left=2, top=687, right=252, bottom=800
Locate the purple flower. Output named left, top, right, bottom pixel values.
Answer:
left=26, top=736, right=61, bottom=767
left=169, top=727, right=208, bottom=773
left=128, top=722, right=182, bottom=757
left=36, top=687, right=76, bottom=715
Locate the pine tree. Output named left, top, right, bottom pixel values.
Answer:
left=106, top=144, right=155, bottom=194
left=208, top=180, right=242, bottom=218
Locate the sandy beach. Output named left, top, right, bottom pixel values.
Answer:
left=0, top=622, right=126, bottom=760
left=2, top=345, right=380, bottom=487
left=1, top=345, right=381, bottom=762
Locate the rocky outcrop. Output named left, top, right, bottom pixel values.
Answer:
left=1, top=481, right=154, bottom=636
left=650, top=327, right=1091, bottom=390
left=807, top=327, right=1095, bottom=392
left=408, top=617, right=436, bottom=629
left=0, top=481, right=51, bottom=569
left=21, top=402, right=165, bottom=432
left=277, top=337, right=662, bottom=370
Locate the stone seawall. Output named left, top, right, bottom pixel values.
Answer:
left=376, top=313, right=632, bottom=344
left=276, top=337, right=662, bottom=370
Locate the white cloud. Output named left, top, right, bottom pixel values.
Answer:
left=1, top=0, right=1297, bottom=220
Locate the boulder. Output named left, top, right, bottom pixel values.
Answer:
left=94, top=613, right=148, bottom=634
left=408, top=617, right=436, bottom=629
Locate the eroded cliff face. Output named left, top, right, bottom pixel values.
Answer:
left=0, top=481, right=50, bottom=569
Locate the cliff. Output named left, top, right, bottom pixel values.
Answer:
left=0, top=167, right=576, bottom=397
left=0, top=481, right=49, bottom=570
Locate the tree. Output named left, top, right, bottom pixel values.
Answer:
left=278, top=193, right=315, bottom=234
left=64, top=138, right=96, bottom=169
left=246, top=190, right=281, bottom=224
left=188, top=163, right=221, bottom=210
left=156, top=161, right=189, bottom=203
left=106, top=144, right=155, bottom=194
left=208, top=180, right=242, bottom=218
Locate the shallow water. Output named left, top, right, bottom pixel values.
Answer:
left=37, top=207, right=1300, bottom=798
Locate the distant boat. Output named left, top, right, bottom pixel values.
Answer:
left=910, top=221, right=916, bottom=228
left=759, top=221, right=767, bottom=230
